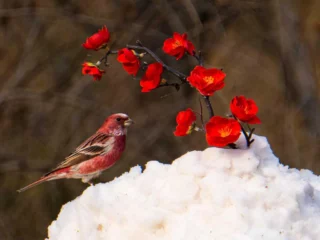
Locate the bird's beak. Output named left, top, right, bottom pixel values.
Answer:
left=124, top=118, right=134, bottom=127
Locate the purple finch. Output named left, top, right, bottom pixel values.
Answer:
left=18, top=113, right=133, bottom=192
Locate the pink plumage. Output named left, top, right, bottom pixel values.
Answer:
left=18, top=113, right=133, bottom=192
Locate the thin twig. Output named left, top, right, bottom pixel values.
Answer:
left=198, top=97, right=205, bottom=130
left=157, top=82, right=183, bottom=91
left=248, top=127, right=255, bottom=139
left=232, top=115, right=254, bottom=147
left=203, top=96, right=214, bottom=118
left=246, top=123, right=253, bottom=133
left=199, top=51, right=204, bottom=66
left=193, top=51, right=204, bottom=66
left=98, top=50, right=118, bottom=66
left=240, top=125, right=251, bottom=147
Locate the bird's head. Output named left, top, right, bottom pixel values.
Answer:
left=99, top=113, right=134, bottom=135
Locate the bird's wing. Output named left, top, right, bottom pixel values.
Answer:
left=44, top=132, right=114, bottom=176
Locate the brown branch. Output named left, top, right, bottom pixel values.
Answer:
left=156, top=82, right=184, bottom=91
left=203, top=96, right=214, bottom=118
left=193, top=51, right=204, bottom=66
left=232, top=115, right=255, bottom=147
left=98, top=50, right=118, bottom=66
left=192, top=51, right=215, bottom=119
left=127, top=41, right=188, bottom=82
left=198, top=97, right=205, bottom=129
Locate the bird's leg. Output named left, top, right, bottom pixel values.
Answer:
left=82, top=177, right=94, bottom=186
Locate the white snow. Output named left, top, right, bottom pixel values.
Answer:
left=46, top=135, right=320, bottom=240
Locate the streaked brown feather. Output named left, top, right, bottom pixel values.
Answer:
left=44, top=132, right=114, bottom=176
left=76, top=132, right=110, bottom=150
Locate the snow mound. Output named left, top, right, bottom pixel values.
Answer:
left=47, top=135, right=320, bottom=240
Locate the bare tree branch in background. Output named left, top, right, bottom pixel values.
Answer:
left=0, top=1, right=319, bottom=239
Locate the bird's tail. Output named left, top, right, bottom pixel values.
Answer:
left=17, top=175, right=57, bottom=193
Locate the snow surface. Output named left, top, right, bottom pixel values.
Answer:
left=46, top=135, right=320, bottom=240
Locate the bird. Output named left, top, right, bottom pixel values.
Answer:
left=18, top=113, right=134, bottom=192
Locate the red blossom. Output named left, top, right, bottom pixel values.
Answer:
left=117, top=48, right=140, bottom=76
left=230, top=96, right=261, bottom=124
left=187, top=66, right=226, bottom=96
left=82, top=62, right=105, bottom=81
left=140, top=63, right=163, bottom=92
left=82, top=26, right=110, bottom=50
left=205, top=116, right=241, bottom=147
left=163, top=32, right=195, bottom=60
left=174, top=108, right=197, bottom=136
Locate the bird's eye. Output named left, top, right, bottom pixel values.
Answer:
left=116, top=117, right=121, bottom=122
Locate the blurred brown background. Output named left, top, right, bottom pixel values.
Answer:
left=0, top=0, right=319, bottom=239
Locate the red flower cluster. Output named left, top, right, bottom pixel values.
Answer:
left=140, top=63, right=163, bottom=92
left=173, top=108, right=244, bottom=147
left=163, top=32, right=195, bottom=60
left=187, top=66, right=226, bottom=96
left=205, top=116, right=241, bottom=147
left=81, top=26, right=262, bottom=149
left=230, top=96, right=261, bottom=124
left=174, top=108, right=196, bottom=136
left=82, top=62, right=105, bottom=81
left=117, top=48, right=140, bottom=76
left=82, top=26, right=110, bottom=50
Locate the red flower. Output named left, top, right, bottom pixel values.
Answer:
left=140, top=63, right=163, bottom=92
left=206, top=116, right=241, bottom=147
left=187, top=66, right=226, bottom=96
left=230, top=96, right=261, bottom=124
left=174, top=108, right=197, bottom=136
left=82, top=62, right=105, bottom=81
left=117, top=48, right=140, bottom=76
left=82, top=26, right=110, bottom=50
left=163, top=32, right=195, bottom=60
